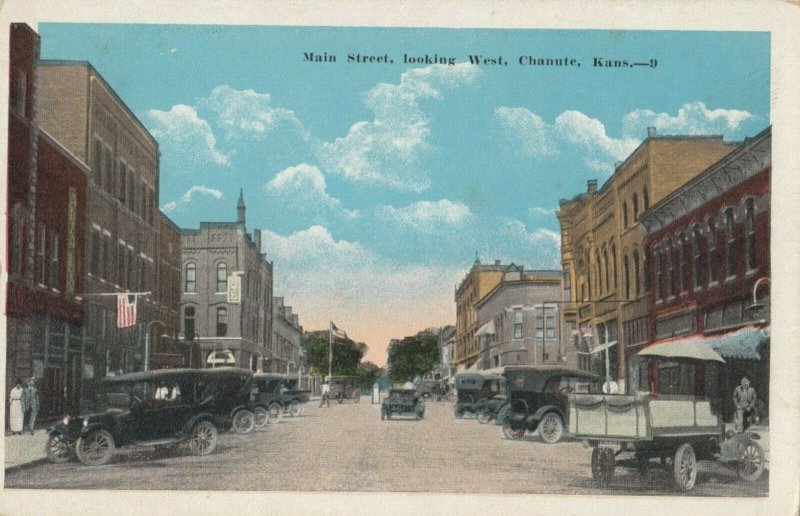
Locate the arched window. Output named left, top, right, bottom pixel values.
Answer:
left=184, top=306, right=196, bottom=341
left=745, top=198, right=756, bottom=270
left=611, top=244, right=617, bottom=289
left=623, top=255, right=631, bottom=300
left=603, top=248, right=609, bottom=294
left=679, top=232, right=689, bottom=292
left=216, top=263, right=228, bottom=293
left=693, top=224, right=703, bottom=288
left=643, top=187, right=649, bottom=211
left=596, top=250, right=604, bottom=294
left=633, top=249, right=641, bottom=297
left=725, top=207, right=736, bottom=277
left=185, top=263, right=196, bottom=293
left=708, top=219, right=718, bottom=283
left=622, top=202, right=629, bottom=229
left=216, top=307, right=228, bottom=337
left=667, top=243, right=675, bottom=297
left=632, top=194, right=639, bottom=221
left=654, top=250, right=662, bottom=301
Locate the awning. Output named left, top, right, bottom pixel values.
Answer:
left=475, top=320, right=495, bottom=336
left=708, top=327, right=767, bottom=360
left=637, top=338, right=725, bottom=363
left=637, top=326, right=768, bottom=363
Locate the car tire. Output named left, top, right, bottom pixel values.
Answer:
left=268, top=402, right=283, bottom=420
left=538, top=413, right=564, bottom=444
left=76, top=429, right=116, bottom=466
left=188, top=421, right=218, bottom=456
left=502, top=419, right=525, bottom=440
left=673, top=443, right=697, bottom=491
left=232, top=409, right=255, bottom=434
left=254, top=406, right=271, bottom=428
left=477, top=410, right=492, bottom=425
left=45, top=433, right=73, bottom=464
left=288, top=401, right=301, bottom=417
left=737, top=440, right=765, bottom=482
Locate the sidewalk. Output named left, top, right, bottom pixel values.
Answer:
left=4, top=429, right=49, bottom=472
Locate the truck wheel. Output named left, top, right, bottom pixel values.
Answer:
left=188, top=421, right=218, bottom=456
left=591, top=447, right=615, bottom=486
left=232, top=409, right=255, bottom=434
left=502, top=419, right=525, bottom=440
left=76, top=430, right=116, bottom=466
left=538, top=413, right=564, bottom=444
left=477, top=410, right=492, bottom=424
left=46, top=433, right=73, bottom=463
left=737, top=440, right=765, bottom=482
left=254, top=406, right=270, bottom=428
left=288, top=401, right=301, bottom=417
left=673, top=443, right=697, bottom=491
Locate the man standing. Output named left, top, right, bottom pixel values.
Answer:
left=733, top=376, right=757, bottom=433
left=319, top=382, right=330, bottom=408
left=22, top=377, right=39, bottom=435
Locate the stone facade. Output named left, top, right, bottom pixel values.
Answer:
left=180, top=192, right=273, bottom=370
left=270, top=297, right=303, bottom=373
left=557, top=128, right=737, bottom=391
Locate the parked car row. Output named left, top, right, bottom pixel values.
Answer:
left=45, top=368, right=311, bottom=466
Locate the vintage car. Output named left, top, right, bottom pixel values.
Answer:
left=251, top=373, right=311, bottom=426
left=416, top=378, right=448, bottom=401
left=328, top=375, right=361, bottom=403
left=568, top=341, right=766, bottom=491
left=45, top=368, right=256, bottom=466
left=501, top=365, right=602, bottom=443
left=381, top=388, right=425, bottom=420
left=453, top=372, right=505, bottom=418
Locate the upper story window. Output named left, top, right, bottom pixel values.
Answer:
left=611, top=244, right=617, bottom=289
left=623, top=254, right=631, bottom=300
left=216, top=307, right=228, bottom=337
left=642, top=187, right=649, bottom=211
left=632, top=193, right=639, bottom=221
left=50, top=233, right=60, bottom=289
left=707, top=218, right=718, bottom=283
left=692, top=225, right=703, bottom=288
left=654, top=250, right=662, bottom=301
left=185, top=263, right=196, bottom=293
left=622, top=202, right=629, bottom=229
left=37, top=224, right=46, bottom=285
left=513, top=309, right=523, bottom=339
left=217, top=263, right=228, bottom=293
left=10, top=68, right=27, bottom=116
left=725, top=207, right=736, bottom=277
left=633, top=249, right=641, bottom=297
left=745, top=198, right=756, bottom=270
left=184, top=306, right=196, bottom=341
left=679, top=232, right=689, bottom=292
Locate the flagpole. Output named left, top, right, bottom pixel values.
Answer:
left=328, top=321, right=333, bottom=381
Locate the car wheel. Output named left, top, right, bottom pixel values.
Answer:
left=477, top=410, right=492, bottom=425
left=591, top=447, right=615, bottom=486
left=45, top=433, right=73, bottom=463
left=268, top=402, right=283, bottom=420
left=538, top=413, right=564, bottom=444
left=673, top=443, right=697, bottom=491
left=188, top=421, right=218, bottom=456
left=232, top=409, right=255, bottom=434
left=76, top=429, right=116, bottom=466
left=254, top=406, right=270, bottom=428
left=737, top=440, right=765, bottom=482
left=502, top=419, right=525, bottom=440
left=288, top=401, right=301, bottom=417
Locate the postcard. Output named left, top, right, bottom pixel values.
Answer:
left=1, top=1, right=799, bottom=515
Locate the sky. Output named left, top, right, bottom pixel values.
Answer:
left=38, top=24, right=770, bottom=366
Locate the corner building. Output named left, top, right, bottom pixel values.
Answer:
left=180, top=192, right=273, bottom=370
left=557, top=128, right=736, bottom=391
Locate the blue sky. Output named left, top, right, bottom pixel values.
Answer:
left=39, top=24, right=770, bottom=365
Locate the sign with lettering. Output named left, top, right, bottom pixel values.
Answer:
left=227, top=273, right=242, bottom=304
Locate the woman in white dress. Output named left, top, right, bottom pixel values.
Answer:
left=9, top=379, right=24, bottom=435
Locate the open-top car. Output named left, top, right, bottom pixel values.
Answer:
left=453, top=372, right=505, bottom=418
left=568, top=341, right=766, bottom=491
left=500, top=365, right=601, bottom=443
left=381, top=388, right=425, bottom=420
left=328, top=375, right=361, bottom=403
left=251, top=373, right=311, bottom=426
left=46, top=368, right=256, bottom=466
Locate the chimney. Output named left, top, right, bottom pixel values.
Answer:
left=495, top=259, right=501, bottom=266
left=647, top=127, right=657, bottom=138
left=587, top=179, right=598, bottom=194
left=254, top=229, right=262, bottom=251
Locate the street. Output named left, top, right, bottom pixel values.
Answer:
left=6, top=400, right=767, bottom=496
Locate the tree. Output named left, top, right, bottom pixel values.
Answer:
left=357, top=361, right=382, bottom=390
left=302, top=333, right=366, bottom=377
left=386, top=332, right=440, bottom=383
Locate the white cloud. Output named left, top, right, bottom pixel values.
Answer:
left=554, top=111, right=641, bottom=162
left=316, top=63, right=482, bottom=192
left=622, top=101, right=754, bottom=137
left=200, top=85, right=305, bottom=141
left=494, top=107, right=558, bottom=157
left=500, top=219, right=561, bottom=269
left=528, top=206, right=554, bottom=217
left=160, top=185, right=224, bottom=214
left=376, top=199, right=472, bottom=232
left=265, top=163, right=359, bottom=220
left=142, top=104, right=230, bottom=166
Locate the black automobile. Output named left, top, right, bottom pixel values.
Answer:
left=251, top=373, right=311, bottom=426
left=500, top=365, right=602, bottom=443
left=45, top=368, right=256, bottom=466
left=453, top=373, right=504, bottom=418
left=381, top=388, right=425, bottom=420
left=328, top=376, right=361, bottom=403
left=416, top=378, right=448, bottom=401
left=475, top=389, right=509, bottom=424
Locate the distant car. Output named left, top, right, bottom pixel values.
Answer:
left=416, top=379, right=447, bottom=401
left=328, top=376, right=361, bottom=403
left=453, top=373, right=505, bottom=418
left=45, top=368, right=256, bottom=466
left=251, top=373, right=311, bottom=426
left=381, top=389, right=425, bottom=420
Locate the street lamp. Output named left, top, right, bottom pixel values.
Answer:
left=145, top=320, right=168, bottom=372
left=745, top=276, right=770, bottom=319
left=576, top=317, right=617, bottom=392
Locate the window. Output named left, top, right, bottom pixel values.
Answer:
left=37, top=224, right=46, bottom=285
left=535, top=316, right=543, bottom=340
left=632, top=193, right=639, bottom=221
left=603, top=249, right=609, bottom=294
left=725, top=207, right=736, bottom=277
left=216, top=263, right=228, bottom=293
left=117, top=242, right=126, bottom=286
left=679, top=233, right=689, bottom=292
left=104, top=145, right=114, bottom=196
left=667, top=243, right=675, bottom=297
left=184, top=306, right=196, bottom=341
left=623, top=255, right=630, bottom=300
left=127, top=248, right=135, bottom=289
left=746, top=198, right=756, bottom=270
left=513, top=309, right=523, bottom=340
left=622, top=202, right=628, bottom=229
left=185, top=263, right=196, bottom=293
left=216, top=307, right=228, bottom=337
left=611, top=244, right=617, bottom=289
left=654, top=250, right=662, bottom=300
left=545, top=315, right=556, bottom=339
left=708, top=219, right=718, bottom=283
left=596, top=250, right=604, bottom=293
left=93, top=138, right=103, bottom=185
left=10, top=68, right=26, bottom=115
left=633, top=249, right=641, bottom=297
left=563, top=269, right=571, bottom=302
left=127, top=169, right=135, bottom=211
left=643, top=187, right=649, bottom=211
left=50, top=233, right=59, bottom=288
left=9, top=208, right=22, bottom=276
left=692, top=225, right=702, bottom=288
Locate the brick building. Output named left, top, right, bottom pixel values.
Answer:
left=180, top=192, right=273, bottom=370
left=557, top=128, right=737, bottom=390
left=638, top=126, right=770, bottom=421
left=270, top=297, right=303, bottom=373
left=6, top=24, right=88, bottom=418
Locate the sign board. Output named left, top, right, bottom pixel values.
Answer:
left=207, top=350, right=236, bottom=366
left=227, top=273, right=242, bottom=304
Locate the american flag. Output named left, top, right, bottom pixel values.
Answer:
left=331, top=322, right=347, bottom=340
left=117, top=294, right=137, bottom=328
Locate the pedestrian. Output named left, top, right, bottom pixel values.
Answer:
left=319, top=382, right=330, bottom=408
left=9, top=379, right=25, bottom=435
left=733, top=376, right=757, bottom=433
left=22, top=377, right=39, bottom=435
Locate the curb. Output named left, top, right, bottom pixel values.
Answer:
left=5, top=457, right=49, bottom=475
